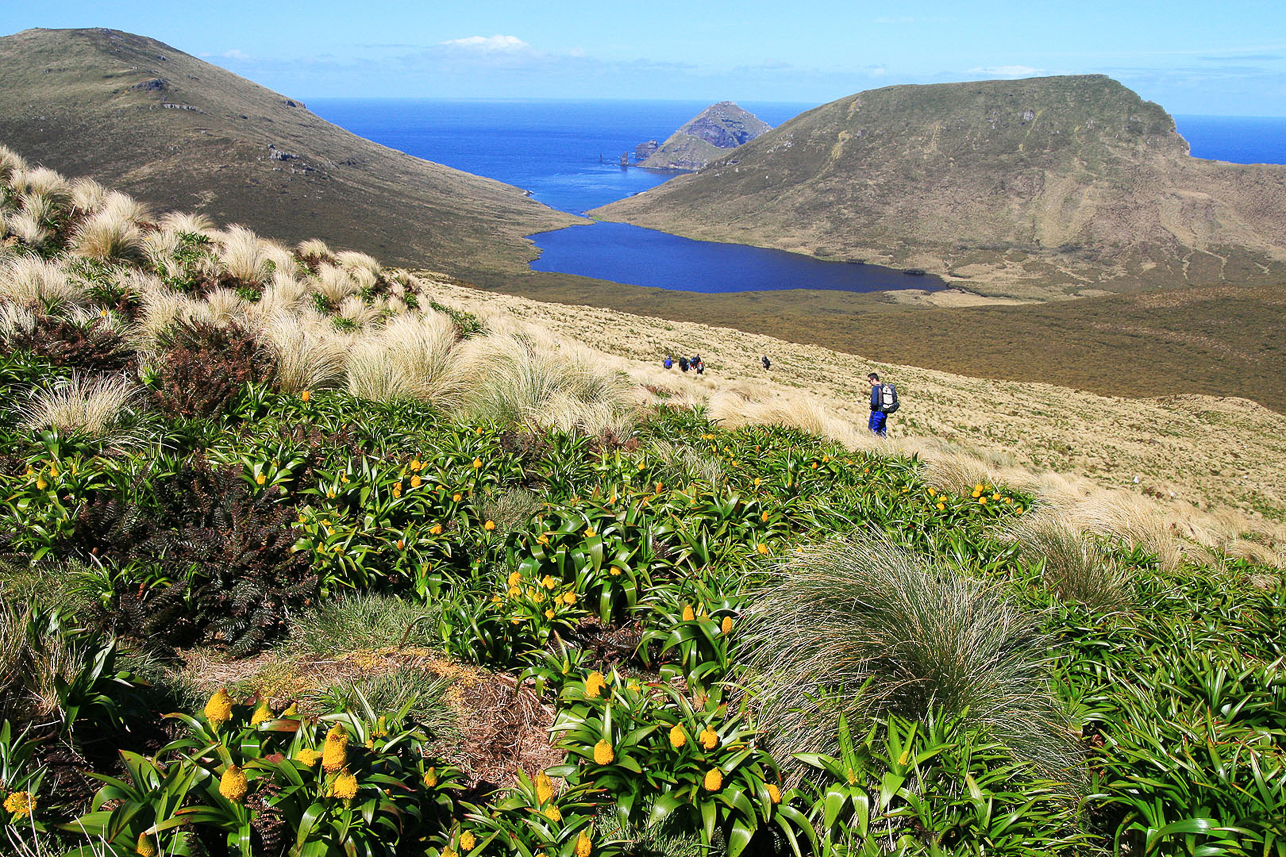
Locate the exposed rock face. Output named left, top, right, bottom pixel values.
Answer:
left=639, top=102, right=771, bottom=171
left=599, top=76, right=1286, bottom=296
left=634, top=140, right=660, bottom=161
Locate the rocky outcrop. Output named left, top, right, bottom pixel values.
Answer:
left=638, top=102, right=770, bottom=171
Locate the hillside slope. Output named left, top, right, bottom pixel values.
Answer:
left=597, top=75, right=1286, bottom=298
left=0, top=28, right=578, bottom=274
left=639, top=101, right=771, bottom=170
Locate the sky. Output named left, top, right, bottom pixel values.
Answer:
left=4, top=1, right=1286, bottom=115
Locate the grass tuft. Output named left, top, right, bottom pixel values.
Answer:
left=1004, top=511, right=1133, bottom=610
left=20, top=372, right=138, bottom=438
left=739, top=533, right=1079, bottom=777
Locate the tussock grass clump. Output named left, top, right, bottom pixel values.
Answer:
left=70, top=206, right=147, bottom=263
left=287, top=594, right=441, bottom=655
left=262, top=311, right=351, bottom=393
left=217, top=224, right=272, bottom=285
left=1004, top=511, right=1133, bottom=610
left=740, top=534, right=1078, bottom=777
left=0, top=256, right=82, bottom=309
left=345, top=310, right=463, bottom=404
left=20, top=372, right=137, bottom=438
left=460, top=334, right=633, bottom=435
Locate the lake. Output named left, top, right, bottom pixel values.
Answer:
left=307, top=99, right=1286, bottom=293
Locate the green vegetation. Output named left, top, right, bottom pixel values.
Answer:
left=1, top=159, right=1282, bottom=857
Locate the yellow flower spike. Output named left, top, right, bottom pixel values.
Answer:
left=392, top=482, right=402, bottom=498
left=492, top=594, right=503, bottom=604
left=757, top=543, right=769, bottom=555
left=508, top=587, right=521, bottom=598
left=508, top=571, right=522, bottom=587
left=699, top=726, right=719, bottom=750
left=536, top=533, right=550, bottom=545
left=3, top=790, right=33, bottom=816
left=282, top=702, right=299, bottom=717
left=423, top=767, right=438, bottom=788
left=294, top=748, right=320, bottom=767
left=460, top=830, right=476, bottom=851
left=411, top=458, right=422, bottom=471
left=593, top=738, right=614, bottom=765
left=219, top=765, right=248, bottom=802
left=535, top=770, right=555, bottom=804
left=135, top=831, right=157, bottom=857
left=584, top=526, right=596, bottom=538
left=452, top=492, right=463, bottom=502
left=326, top=490, right=336, bottom=499
left=721, top=616, right=733, bottom=634
left=533, top=591, right=545, bottom=604
left=669, top=724, right=687, bottom=748
left=703, top=768, right=724, bottom=792
left=609, top=568, right=621, bottom=576
left=978, top=496, right=987, bottom=505
left=300, top=390, right=311, bottom=402
left=322, top=724, right=349, bottom=773
left=430, top=523, right=444, bottom=535
left=767, top=783, right=782, bottom=804
left=585, top=671, right=606, bottom=698
left=475, top=426, right=483, bottom=435
left=472, top=458, right=482, bottom=469
left=544, top=804, right=562, bottom=822
left=411, top=475, right=422, bottom=488
left=576, top=830, right=592, bottom=857
left=203, top=688, right=233, bottom=727
left=255, top=473, right=266, bottom=486
left=562, top=591, right=577, bottom=605
left=397, top=540, right=405, bottom=550
left=681, top=604, right=695, bottom=622
left=443, top=849, right=458, bottom=857
left=49, top=462, right=59, bottom=478
left=655, top=482, right=663, bottom=493
left=484, top=520, right=496, bottom=531
left=545, top=609, right=555, bottom=619
left=328, top=769, right=358, bottom=800
left=936, top=503, right=946, bottom=511
left=541, top=575, right=557, bottom=590
left=1016, top=506, right=1025, bottom=514
left=754, top=477, right=761, bottom=487
left=761, top=510, right=769, bottom=522
left=250, top=700, right=273, bottom=725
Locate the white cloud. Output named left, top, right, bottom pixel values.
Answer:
left=439, top=35, right=530, bottom=52
left=968, top=65, right=1045, bottom=78
left=222, top=49, right=252, bottom=61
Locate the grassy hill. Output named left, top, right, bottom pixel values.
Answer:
left=639, top=102, right=772, bottom=171
left=0, top=27, right=579, bottom=275
left=595, top=75, right=1286, bottom=299
left=1, top=159, right=1283, bottom=857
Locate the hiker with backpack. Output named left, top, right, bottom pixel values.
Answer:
left=867, top=372, right=899, bottom=436
left=663, top=355, right=673, bottom=370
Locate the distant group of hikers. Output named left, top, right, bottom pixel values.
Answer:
left=660, top=352, right=898, bottom=437
left=663, top=354, right=705, bottom=374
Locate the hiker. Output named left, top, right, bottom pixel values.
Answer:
left=867, top=372, right=899, bottom=437
left=663, top=355, right=673, bottom=370
left=692, top=354, right=704, bottom=374
left=679, top=356, right=690, bottom=372
left=761, top=355, right=771, bottom=370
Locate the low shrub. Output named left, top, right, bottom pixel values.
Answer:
left=148, top=321, right=274, bottom=419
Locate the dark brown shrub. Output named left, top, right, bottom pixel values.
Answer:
left=151, top=321, right=274, bottom=419
left=9, top=315, right=133, bottom=373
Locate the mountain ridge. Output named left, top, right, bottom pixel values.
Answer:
left=0, top=27, right=579, bottom=274
left=597, top=75, right=1286, bottom=298
left=638, top=101, right=771, bottom=170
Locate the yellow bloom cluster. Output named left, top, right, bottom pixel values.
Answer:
left=459, top=830, right=476, bottom=851
left=681, top=604, right=695, bottom=622
left=204, top=688, right=233, bottom=727
left=295, top=748, right=320, bottom=767
left=322, top=724, right=349, bottom=773
left=219, top=765, right=248, bottom=802
left=544, top=803, right=562, bottom=822
left=721, top=616, right=734, bottom=634
left=535, top=770, right=555, bottom=804
left=767, top=783, right=782, bottom=804
left=251, top=700, right=273, bottom=725
left=423, top=767, right=438, bottom=788
left=593, top=738, right=614, bottom=765
left=576, top=830, right=593, bottom=857
left=669, top=724, right=687, bottom=748
left=699, top=726, right=719, bottom=750
left=703, top=768, right=723, bottom=792
left=328, top=769, right=358, bottom=800
left=585, top=671, right=606, bottom=699
left=135, top=831, right=158, bottom=857
left=3, top=790, right=33, bottom=816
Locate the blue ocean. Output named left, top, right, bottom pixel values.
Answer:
left=307, top=100, right=1286, bottom=292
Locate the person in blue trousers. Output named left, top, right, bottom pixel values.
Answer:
left=868, top=372, right=889, bottom=436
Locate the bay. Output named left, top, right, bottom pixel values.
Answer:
left=308, top=99, right=1286, bottom=293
